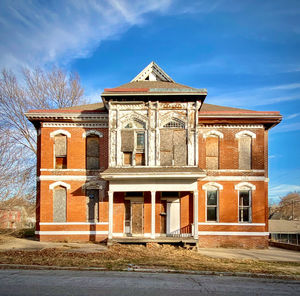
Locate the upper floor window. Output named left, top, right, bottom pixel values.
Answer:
left=86, top=135, right=100, bottom=170
left=121, top=119, right=146, bottom=166
left=160, top=119, right=186, bottom=166
left=54, top=134, right=67, bottom=169
left=203, top=130, right=223, bottom=170
left=236, top=131, right=255, bottom=170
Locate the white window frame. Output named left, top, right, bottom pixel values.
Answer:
left=202, top=182, right=223, bottom=223
left=235, top=183, right=255, bottom=223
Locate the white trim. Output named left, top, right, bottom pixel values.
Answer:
left=36, top=231, right=108, bottom=235
left=198, top=231, right=268, bottom=236
left=202, top=182, right=223, bottom=190
left=203, top=130, right=224, bottom=139
left=50, top=129, right=71, bottom=138
left=202, top=176, right=266, bottom=182
left=235, top=182, right=256, bottom=190
left=198, top=222, right=265, bottom=226
left=235, top=130, right=256, bottom=139
left=82, top=130, right=103, bottom=138
left=40, top=176, right=95, bottom=181
left=206, top=169, right=264, bottom=173
left=49, top=181, right=70, bottom=190
left=44, top=123, right=107, bottom=128
left=200, top=125, right=263, bottom=129
left=39, top=222, right=108, bottom=225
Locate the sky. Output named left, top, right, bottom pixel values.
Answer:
left=0, top=0, right=299, bottom=203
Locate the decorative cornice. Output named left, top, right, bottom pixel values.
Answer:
left=43, top=122, right=108, bottom=128
left=199, top=124, right=263, bottom=129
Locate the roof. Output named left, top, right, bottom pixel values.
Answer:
left=102, top=62, right=207, bottom=96
left=269, top=220, right=300, bottom=233
left=200, top=103, right=280, bottom=115
left=101, top=167, right=205, bottom=180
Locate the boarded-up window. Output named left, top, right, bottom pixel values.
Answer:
left=55, top=135, right=67, bottom=169
left=160, top=129, right=187, bottom=166
left=121, top=130, right=134, bottom=152
left=239, top=136, right=251, bottom=170
left=173, top=130, right=187, bottom=166
left=135, top=153, right=145, bottom=165
left=86, top=189, right=99, bottom=222
left=86, top=136, right=100, bottom=170
left=53, top=186, right=66, bottom=222
left=206, top=136, right=219, bottom=170
left=124, top=152, right=132, bottom=165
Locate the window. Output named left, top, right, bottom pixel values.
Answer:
left=160, top=121, right=186, bottom=166
left=206, top=136, right=219, bottom=169
left=121, top=121, right=146, bottom=166
left=54, top=134, right=67, bottom=169
left=239, top=190, right=251, bottom=222
left=86, top=135, right=100, bottom=170
left=53, top=186, right=67, bottom=222
left=86, top=189, right=99, bottom=222
left=239, top=135, right=252, bottom=169
left=206, top=190, right=218, bottom=221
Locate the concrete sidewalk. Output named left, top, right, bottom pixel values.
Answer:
left=198, top=247, right=300, bottom=262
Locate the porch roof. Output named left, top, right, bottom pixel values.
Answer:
left=101, top=167, right=205, bottom=180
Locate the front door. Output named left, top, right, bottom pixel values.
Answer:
left=167, top=199, right=180, bottom=235
left=160, top=200, right=167, bottom=234
left=131, top=202, right=143, bottom=234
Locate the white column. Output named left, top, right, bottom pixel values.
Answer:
left=151, top=191, right=156, bottom=239
left=193, top=190, right=199, bottom=239
left=108, top=191, right=114, bottom=239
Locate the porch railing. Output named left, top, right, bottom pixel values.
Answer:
left=166, top=224, right=193, bottom=237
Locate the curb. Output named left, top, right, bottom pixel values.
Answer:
left=0, top=264, right=299, bottom=281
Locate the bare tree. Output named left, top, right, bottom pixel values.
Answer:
left=0, top=67, right=84, bottom=202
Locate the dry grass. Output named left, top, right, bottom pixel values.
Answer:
left=0, top=244, right=299, bottom=276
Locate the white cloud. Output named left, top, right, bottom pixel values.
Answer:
left=0, top=0, right=171, bottom=70
left=285, top=113, right=300, bottom=120
left=269, top=184, right=300, bottom=200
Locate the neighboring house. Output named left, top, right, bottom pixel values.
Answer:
left=26, top=62, right=282, bottom=248
left=269, top=220, right=300, bottom=245
left=0, top=209, right=21, bottom=229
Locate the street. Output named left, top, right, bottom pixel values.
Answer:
left=0, top=269, right=299, bottom=295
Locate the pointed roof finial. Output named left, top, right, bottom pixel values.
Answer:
left=131, top=61, right=174, bottom=82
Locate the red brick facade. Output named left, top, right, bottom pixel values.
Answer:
left=27, top=63, right=281, bottom=248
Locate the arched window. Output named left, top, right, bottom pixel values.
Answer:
left=203, top=183, right=223, bottom=222
left=238, top=135, right=252, bottom=170
left=53, top=186, right=67, bottom=222
left=54, top=134, right=67, bottom=169
left=86, top=135, right=100, bottom=170
left=235, top=182, right=255, bottom=223
left=160, top=118, right=186, bottom=166
left=121, top=119, right=146, bottom=166
left=235, top=131, right=255, bottom=170
left=205, top=135, right=219, bottom=170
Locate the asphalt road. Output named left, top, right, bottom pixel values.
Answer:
left=0, top=269, right=299, bottom=296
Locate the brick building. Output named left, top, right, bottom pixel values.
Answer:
left=26, top=62, right=282, bottom=248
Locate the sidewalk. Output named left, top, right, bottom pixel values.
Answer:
left=198, top=247, right=300, bottom=262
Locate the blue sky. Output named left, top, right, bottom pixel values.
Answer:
left=0, top=0, right=299, bottom=202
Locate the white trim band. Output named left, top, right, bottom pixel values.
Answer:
left=198, top=231, right=269, bottom=236
left=40, top=222, right=108, bottom=225
left=50, top=129, right=71, bottom=138
left=36, top=231, right=108, bottom=235
left=39, top=176, right=96, bottom=181
left=198, top=222, right=265, bottom=226
left=202, top=176, right=267, bottom=182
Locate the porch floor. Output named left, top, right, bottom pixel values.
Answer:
left=108, top=236, right=198, bottom=247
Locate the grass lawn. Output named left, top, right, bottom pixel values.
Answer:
left=0, top=243, right=299, bottom=277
